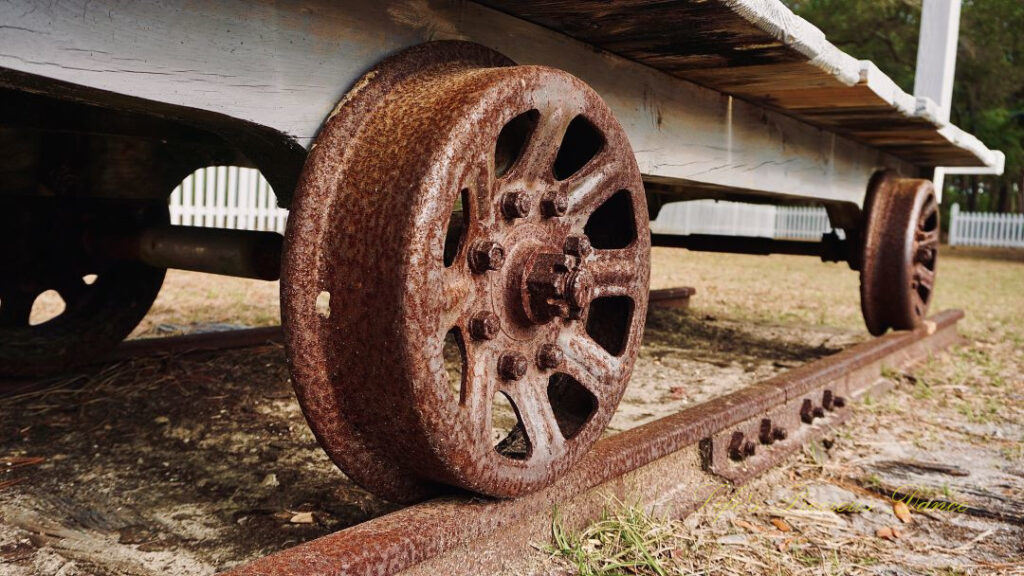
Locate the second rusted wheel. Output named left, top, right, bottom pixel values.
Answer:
left=860, top=172, right=939, bottom=336
left=282, top=42, right=650, bottom=502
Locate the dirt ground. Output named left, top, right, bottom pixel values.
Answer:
left=1, top=247, right=1022, bottom=575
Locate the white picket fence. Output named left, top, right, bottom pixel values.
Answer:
left=169, top=166, right=288, bottom=233
left=948, top=203, right=1024, bottom=248
left=651, top=200, right=832, bottom=240
left=169, top=168, right=839, bottom=241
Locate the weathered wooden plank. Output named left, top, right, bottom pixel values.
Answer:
left=477, top=0, right=997, bottom=168
left=0, top=0, right=917, bottom=210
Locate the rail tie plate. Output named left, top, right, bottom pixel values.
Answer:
left=224, top=309, right=963, bottom=576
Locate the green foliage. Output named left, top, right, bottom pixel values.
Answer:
left=785, top=0, right=1024, bottom=213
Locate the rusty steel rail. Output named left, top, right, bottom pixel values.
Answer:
left=99, top=326, right=284, bottom=363
left=224, top=309, right=963, bottom=576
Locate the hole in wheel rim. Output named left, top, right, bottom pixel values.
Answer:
left=586, top=295, right=634, bottom=357
left=443, top=188, right=470, bottom=268
left=547, top=373, right=597, bottom=440
left=443, top=327, right=466, bottom=403
left=584, top=189, right=637, bottom=249
left=495, top=110, right=538, bottom=179
left=492, top=392, right=530, bottom=460
left=553, top=115, right=605, bottom=181
left=29, top=289, right=66, bottom=326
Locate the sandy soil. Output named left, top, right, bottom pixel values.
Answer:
left=2, top=248, right=1021, bottom=575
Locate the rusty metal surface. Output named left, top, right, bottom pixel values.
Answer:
left=91, top=225, right=283, bottom=281
left=224, top=309, right=963, bottom=576
left=860, top=172, right=940, bottom=336
left=282, top=41, right=650, bottom=503
left=0, top=196, right=166, bottom=379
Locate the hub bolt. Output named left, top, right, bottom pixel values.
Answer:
left=536, top=344, right=564, bottom=370
left=833, top=396, right=847, bottom=408
left=772, top=427, right=788, bottom=441
left=743, top=440, right=757, bottom=457
left=469, top=240, right=505, bottom=273
left=823, top=389, right=834, bottom=411
left=728, top=431, right=746, bottom=461
left=800, top=399, right=814, bottom=424
left=501, top=191, right=531, bottom=219
left=759, top=418, right=774, bottom=445
left=564, top=235, right=593, bottom=259
left=469, top=312, right=500, bottom=341
left=541, top=192, right=568, bottom=217
left=812, top=406, right=826, bottom=419
left=498, top=351, right=528, bottom=381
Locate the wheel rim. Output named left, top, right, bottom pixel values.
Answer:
left=283, top=41, right=650, bottom=502
left=0, top=197, right=166, bottom=378
left=859, top=173, right=939, bottom=335
left=909, top=191, right=939, bottom=320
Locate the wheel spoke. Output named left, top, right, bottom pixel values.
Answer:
left=561, top=151, right=622, bottom=224
left=588, top=248, right=643, bottom=299
left=440, top=266, right=478, bottom=330
left=510, top=378, right=563, bottom=458
left=510, top=104, right=572, bottom=183
left=913, top=264, right=935, bottom=291
left=916, top=227, right=939, bottom=248
left=561, top=325, right=624, bottom=390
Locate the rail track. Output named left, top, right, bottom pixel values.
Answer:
left=202, top=309, right=962, bottom=576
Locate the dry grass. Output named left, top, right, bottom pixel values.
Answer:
left=130, top=271, right=281, bottom=337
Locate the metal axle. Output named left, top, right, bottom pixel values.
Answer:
left=650, top=231, right=849, bottom=263
left=89, top=225, right=283, bottom=281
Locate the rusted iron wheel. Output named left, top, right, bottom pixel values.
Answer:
left=0, top=197, right=167, bottom=378
left=282, top=41, right=650, bottom=502
left=859, top=172, right=939, bottom=336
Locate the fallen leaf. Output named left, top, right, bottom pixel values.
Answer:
left=289, top=512, right=315, bottom=524
left=893, top=501, right=912, bottom=523
left=770, top=517, right=792, bottom=532
left=876, top=526, right=901, bottom=541
left=733, top=519, right=760, bottom=532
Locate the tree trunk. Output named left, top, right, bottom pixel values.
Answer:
left=997, top=179, right=1010, bottom=213
left=1019, top=174, right=1024, bottom=214
left=967, top=175, right=978, bottom=211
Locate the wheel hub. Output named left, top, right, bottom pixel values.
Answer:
left=522, top=238, right=594, bottom=323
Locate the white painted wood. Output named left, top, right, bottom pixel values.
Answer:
left=0, top=0, right=923, bottom=208
left=947, top=203, right=1024, bottom=248
left=914, top=0, right=961, bottom=124
left=933, top=151, right=1006, bottom=201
